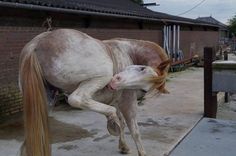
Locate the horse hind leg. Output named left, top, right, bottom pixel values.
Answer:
left=67, top=77, right=120, bottom=136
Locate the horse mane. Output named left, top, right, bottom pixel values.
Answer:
left=140, top=41, right=170, bottom=93
left=103, top=40, right=133, bottom=75
left=104, top=38, right=170, bottom=93
left=104, top=44, right=120, bottom=74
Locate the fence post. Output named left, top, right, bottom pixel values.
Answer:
left=204, top=47, right=217, bottom=118
left=223, top=51, right=229, bottom=102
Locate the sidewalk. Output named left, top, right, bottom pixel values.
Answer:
left=0, top=67, right=204, bottom=156
left=170, top=53, right=236, bottom=156
left=169, top=118, right=236, bottom=156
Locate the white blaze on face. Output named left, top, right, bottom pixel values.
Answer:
left=109, top=65, right=158, bottom=91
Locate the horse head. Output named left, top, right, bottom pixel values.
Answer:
left=108, top=59, right=170, bottom=93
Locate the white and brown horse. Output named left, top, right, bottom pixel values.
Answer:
left=19, top=29, right=170, bottom=156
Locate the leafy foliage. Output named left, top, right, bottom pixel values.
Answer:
left=228, top=14, right=236, bottom=37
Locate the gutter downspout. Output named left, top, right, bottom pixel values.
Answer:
left=173, top=25, right=176, bottom=62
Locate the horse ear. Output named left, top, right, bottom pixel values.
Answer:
left=157, top=59, right=171, bottom=71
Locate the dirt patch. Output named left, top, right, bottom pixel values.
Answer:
left=93, top=134, right=110, bottom=142
left=0, top=113, right=24, bottom=141
left=0, top=116, right=93, bottom=143
left=142, top=129, right=175, bottom=143
left=210, top=127, right=221, bottom=133
left=50, top=117, right=93, bottom=143
left=142, top=124, right=187, bottom=144
left=138, top=118, right=160, bottom=127
left=57, top=144, right=79, bottom=151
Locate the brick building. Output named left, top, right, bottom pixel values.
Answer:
left=0, top=0, right=220, bottom=118
left=197, top=16, right=229, bottom=44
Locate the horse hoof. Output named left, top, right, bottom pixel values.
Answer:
left=138, top=151, right=147, bottom=156
left=119, top=146, right=130, bottom=154
left=107, top=114, right=120, bottom=136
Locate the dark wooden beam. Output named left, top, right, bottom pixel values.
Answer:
left=204, top=47, right=217, bottom=118
left=141, top=3, right=160, bottom=7
left=224, top=51, right=229, bottom=102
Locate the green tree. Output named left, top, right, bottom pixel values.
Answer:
left=131, top=0, right=144, bottom=4
left=228, top=14, right=236, bottom=37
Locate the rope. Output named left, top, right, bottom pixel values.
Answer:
left=42, top=17, right=52, bottom=31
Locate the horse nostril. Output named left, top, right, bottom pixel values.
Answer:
left=116, top=76, right=121, bottom=81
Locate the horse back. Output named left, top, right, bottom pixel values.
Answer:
left=23, top=29, right=114, bottom=92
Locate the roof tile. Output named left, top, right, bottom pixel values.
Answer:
left=0, top=0, right=219, bottom=27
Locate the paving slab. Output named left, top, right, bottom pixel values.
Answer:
left=0, top=68, right=204, bottom=156
left=170, top=118, right=236, bottom=156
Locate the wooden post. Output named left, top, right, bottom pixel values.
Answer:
left=224, top=51, right=229, bottom=102
left=204, top=47, right=217, bottom=118
left=219, top=46, right=222, bottom=60
left=224, top=51, right=228, bottom=60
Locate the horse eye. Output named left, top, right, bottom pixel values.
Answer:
left=139, top=67, right=145, bottom=71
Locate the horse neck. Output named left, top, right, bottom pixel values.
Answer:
left=126, top=40, right=168, bottom=68
left=104, top=39, right=168, bottom=73
left=104, top=41, right=133, bottom=74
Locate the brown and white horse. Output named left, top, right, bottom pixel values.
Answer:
left=19, top=29, right=170, bottom=156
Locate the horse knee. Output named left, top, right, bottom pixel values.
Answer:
left=68, top=94, right=85, bottom=108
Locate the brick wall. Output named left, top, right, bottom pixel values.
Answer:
left=0, top=26, right=46, bottom=120
left=0, top=24, right=220, bottom=120
left=78, top=28, right=163, bottom=43
left=180, top=31, right=219, bottom=58
left=0, top=26, right=162, bottom=119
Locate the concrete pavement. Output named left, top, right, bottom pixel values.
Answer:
left=0, top=67, right=204, bottom=156
left=170, top=118, right=236, bottom=156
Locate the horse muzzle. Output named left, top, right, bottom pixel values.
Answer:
left=108, top=80, right=118, bottom=90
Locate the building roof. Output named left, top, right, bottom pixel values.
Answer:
left=196, top=16, right=228, bottom=29
left=0, top=0, right=218, bottom=27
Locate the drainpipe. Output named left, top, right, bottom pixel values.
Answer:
left=166, top=26, right=169, bottom=56
left=163, top=25, right=166, bottom=52
left=177, top=25, right=180, bottom=60
left=173, top=25, right=176, bottom=62
left=168, top=26, right=172, bottom=61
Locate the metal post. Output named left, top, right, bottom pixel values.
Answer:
left=177, top=25, right=180, bottom=60
left=224, top=51, right=228, bottom=60
left=163, top=26, right=166, bottom=51
left=166, top=26, right=169, bottom=56
left=173, top=25, right=176, bottom=62
left=204, top=47, right=217, bottom=118
left=168, top=26, right=172, bottom=61
left=224, top=51, right=229, bottom=102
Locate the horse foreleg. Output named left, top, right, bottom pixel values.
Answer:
left=119, top=90, right=146, bottom=156
left=116, top=109, right=130, bottom=154
left=67, top=77, right=120, bottom=136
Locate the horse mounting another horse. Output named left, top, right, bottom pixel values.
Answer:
left=19, top=29, right=170, bottom=156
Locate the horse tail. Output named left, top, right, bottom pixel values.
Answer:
left=19, top=48, right=51, bottom=156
